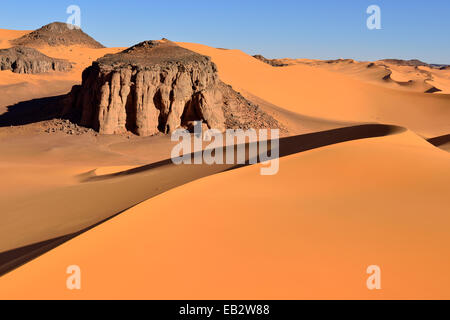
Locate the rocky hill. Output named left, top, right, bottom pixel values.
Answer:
left=0, top=46, right=72, bottom=74
left=64, top=39, right=282, bottom=136
left=11, top=22, right=104, bottom=48
left=253, top=54, right=288, bottom=67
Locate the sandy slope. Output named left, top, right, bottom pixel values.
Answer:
left=0, top=130, right=449, bottom=299
left=0, top=30, right=449, bottom=299
left=1, top=123, right=394, bottom=255
left=0, top=29, right=30, bottom=48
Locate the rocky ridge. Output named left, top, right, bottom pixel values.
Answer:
left=253, top=54, right=288, bottom=67
left=0, top=46, right=72, bottom=74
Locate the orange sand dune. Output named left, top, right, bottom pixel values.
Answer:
left=0, top=32, right=448, bottom=300
left=0, top=130, right=449, bottom=299
left=0, top=124, right=394, bottom=254
left=0, top=29, right=31, bottom=48
left=178, top=43, right=450, bottom=137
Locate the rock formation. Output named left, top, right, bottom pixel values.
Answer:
left=11, top=22, right=105, bottom=48
left=65, top=39, right=283, bottom=136
left=0, top=46, right=72, bottom=74
left=253, top=54, right=288, bottom=67
left=379, top=59, right=429, bottom=67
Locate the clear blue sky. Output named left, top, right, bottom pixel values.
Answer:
left=1, top=0, right=449, bottom=64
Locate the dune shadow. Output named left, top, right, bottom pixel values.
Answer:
left=85, top=123, right=404, bottom=182
left=0, top=94, right=66, bottom=127
left=427, top=134, right=450, bottom=147
left=0, top=234, right=74, bottom=277
left=0, top=205, right=136, bottom=277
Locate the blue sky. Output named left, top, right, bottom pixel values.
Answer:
left=1, top=0, right=449, bottom=64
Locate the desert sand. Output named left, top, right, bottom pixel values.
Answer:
left=0, top=27, right=448, bottom=300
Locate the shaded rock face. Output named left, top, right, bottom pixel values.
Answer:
left=66, top=40, right=282, bottom=136
left=11, top=22, right=105, bottom=48
left=0, top=46, right=72, bottom=74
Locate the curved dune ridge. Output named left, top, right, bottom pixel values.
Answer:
left=0, top=124, right=400, bottom=260
left=0, top=30, right=449, bottom=299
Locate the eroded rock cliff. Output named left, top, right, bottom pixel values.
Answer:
left=65, top=39, right=282, bottom=136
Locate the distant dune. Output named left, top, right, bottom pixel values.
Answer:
left=251, top=54, right=450, bottom=95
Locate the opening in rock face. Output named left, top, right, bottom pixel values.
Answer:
left=64, top=39, right=284, bottom=136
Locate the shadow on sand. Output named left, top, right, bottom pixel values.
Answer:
left=427, top=134, right=450, bottom=148
left=0, top=123, right=404, bottom=277
left=0, top=94, right=67, bottom=127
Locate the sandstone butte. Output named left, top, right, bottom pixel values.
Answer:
left=64, top=39, right=282, bottom=136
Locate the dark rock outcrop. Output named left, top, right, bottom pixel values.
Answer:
left=325, top=58, right=356, bottom=64
left=11, top=22, right=104, bottom=48
left=65, top=39, right=283, bottom=136
left=0, top=46, right=72, bottom=74
left=380, top=59, right=429, bottom=67
left=253, top=54, right=288, bottom=67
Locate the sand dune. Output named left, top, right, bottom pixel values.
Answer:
left=0, top=28, right=448, bottom=300
left=0, top=124, right=397, bottom=257
left=0, top=129, right=449, bottom=299
left=252, top=55, right=450, bottom=94
left=0, top=29, right=31, bottom=49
